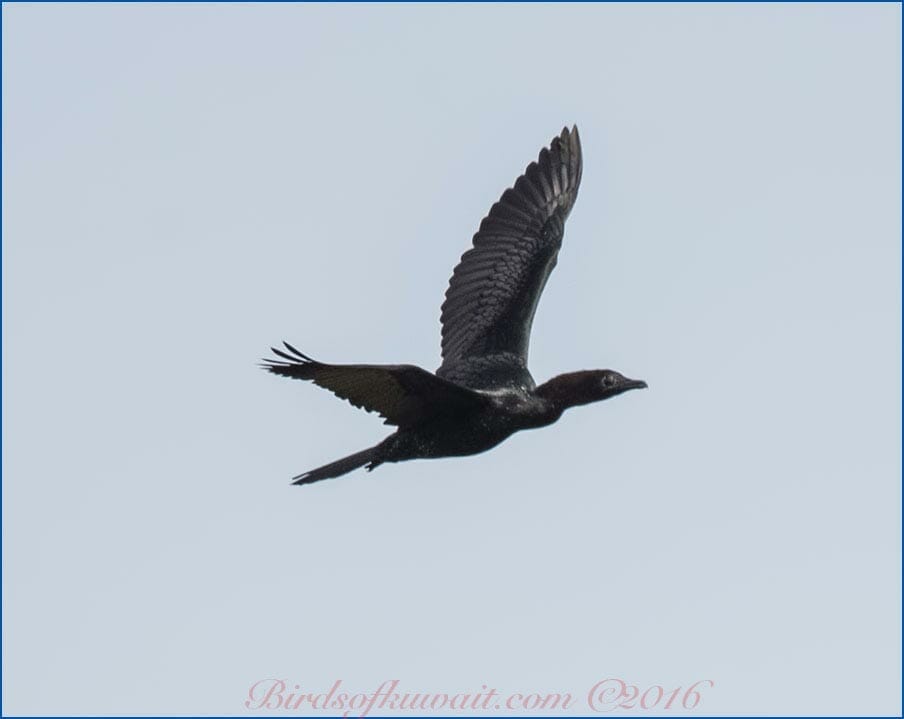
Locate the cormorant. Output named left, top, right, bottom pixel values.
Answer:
left=263, top=126, right=646, bottom=485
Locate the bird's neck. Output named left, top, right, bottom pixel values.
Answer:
left=535, top=372, right=596, bottom=413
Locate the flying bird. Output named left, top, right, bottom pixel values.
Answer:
left=263, top=126, right=646, bottom=485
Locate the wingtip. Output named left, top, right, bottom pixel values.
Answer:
left=282, top=341, right=313, bottom=362
left=266, top=342, right=317, bottom=365
left=553, top=125, right=581, bottom=160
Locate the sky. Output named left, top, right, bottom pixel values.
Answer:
left=2, top=2, right=901, bottom=716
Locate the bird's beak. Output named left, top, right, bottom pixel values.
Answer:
left=625, top=378, right=648, bottom=391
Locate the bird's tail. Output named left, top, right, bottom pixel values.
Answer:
left=292, top=445, right=383, bottom=486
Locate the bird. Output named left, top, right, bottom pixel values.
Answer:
left=263, top=126, right=647, bottom=485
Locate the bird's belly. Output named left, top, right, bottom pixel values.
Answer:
left=390, top=413, right=518, bottom=462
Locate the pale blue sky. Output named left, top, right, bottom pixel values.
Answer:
left=3, top=3, right=901, bottom=716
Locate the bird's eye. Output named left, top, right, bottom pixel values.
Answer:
left=604, top=375, right=616, bottom=387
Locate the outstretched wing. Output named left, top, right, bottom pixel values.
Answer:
left=437, top=126, right=583, bottom=391
left=262, top=342, right=489, bottom=427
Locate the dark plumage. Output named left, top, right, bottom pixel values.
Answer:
left=263, top=126, right=646, bottom=485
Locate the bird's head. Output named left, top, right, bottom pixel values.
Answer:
left=536, top=369, right=648, bottom=410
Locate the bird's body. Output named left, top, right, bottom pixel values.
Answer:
left=375, top=392, right=550, bottom=463
left=264, top=126, right=646, bottom=485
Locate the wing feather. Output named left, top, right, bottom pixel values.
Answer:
left=437, top=126, right=583, bottom=390
left=262, top=344, right=488, bottom=427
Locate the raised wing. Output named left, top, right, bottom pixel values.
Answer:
left=437, top=126, right=583, bottom=391
left=263, top=342, right=490, bottom=427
